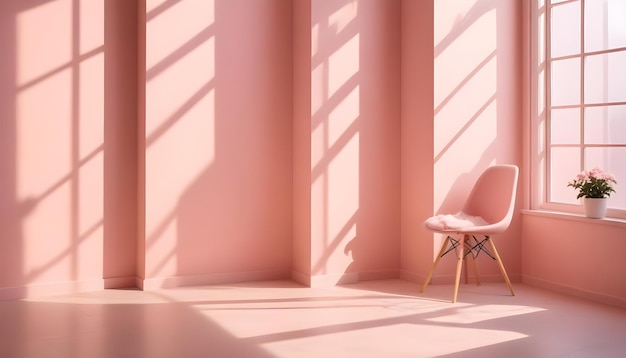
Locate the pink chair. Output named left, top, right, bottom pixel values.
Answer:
left=421, top=165, right=519, bottom=303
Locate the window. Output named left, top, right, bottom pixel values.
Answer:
left=532, top=0, right=626, bottom=218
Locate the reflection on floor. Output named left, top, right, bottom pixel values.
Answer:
left=1, top=279, right=625, bottom=358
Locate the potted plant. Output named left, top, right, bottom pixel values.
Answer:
left=567, top=167, right=617, bottom=218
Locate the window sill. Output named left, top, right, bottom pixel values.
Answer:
left=521, top=209, right=626, bottom=228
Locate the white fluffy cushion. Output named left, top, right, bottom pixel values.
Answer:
left=423, top=212, right=489, bottom=231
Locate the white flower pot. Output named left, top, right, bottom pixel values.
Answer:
left=583, top=197, right=608, bottom=219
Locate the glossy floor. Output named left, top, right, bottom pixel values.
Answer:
left=1, top=279, right=625, bottom=358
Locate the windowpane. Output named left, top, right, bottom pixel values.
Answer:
left=585, top=0, right=626, bottom=52
left=585, top=105, right=626, bottom=144
left=584, top=51, right=626, bottom=104
left=550, top=1, right=580, bottom=57
left=550, top=108, right=580, bottom=144
left=542, top=1, right=626, bottom=215
left=551, top=58, right=580, bottom=106
left=550, top=147, right=581, bottom=204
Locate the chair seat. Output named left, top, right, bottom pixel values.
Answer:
left=423, top=212, right=488, bottom=231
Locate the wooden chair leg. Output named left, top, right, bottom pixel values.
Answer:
left=466, top=243, right=481, bottom=286
left=452, top=235, right=467, bottom=303
left=420, top=237, right=450, bottom=293
left=487, top=238, right=515, bottom=296
left=462, top=237, right=481, bottom=286
left=463, top=255, right=469, bottom=284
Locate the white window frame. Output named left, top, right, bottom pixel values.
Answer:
left=528, top=0, right=626, bottom=220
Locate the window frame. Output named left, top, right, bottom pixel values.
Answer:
left=529, top=0, right=626, bottom=220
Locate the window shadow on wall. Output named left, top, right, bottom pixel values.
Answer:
left=140, top=0, right=293, bottom=285
left=1, top=0, right=111, bottom=296
left=308, top=0, right=402, bottom=281
left=429, top=0, right=522, bottom=274
left=433, top=0, right=520, bottom=215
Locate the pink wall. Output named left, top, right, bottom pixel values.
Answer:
left=400, top=0, right=436, bottom=281
left=0, top=0, right=109, bottom=299
left=293, top=0, right=401, bottom=287
left=522, top=214, right=626, bottom=307
left=349, top=0, right=401, bottom=281
left=140, top=0, right=293, bottom=289
left=292, top=0, right=313, bottom=285
left=103, top=0, right=139, bottom=288
left=1, top=0, right=540, bottom=300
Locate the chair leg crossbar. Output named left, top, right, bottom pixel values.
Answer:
left=440, top=235, right=497, bottom=260
left=467, top=235, right=496, bottom=260
left=440, top=236, right=462, bottom=257
left=420, top=234, right=515, bottom=303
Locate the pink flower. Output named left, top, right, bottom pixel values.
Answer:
left=588, top=167, right=603, bottom=179
left=602, top=172, right=617, bottom=182
left=568, top=167, right=618, bottom=199
left=575, top=172, right=588, bottom=181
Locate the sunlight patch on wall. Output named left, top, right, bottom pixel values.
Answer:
left=328, top=34, right=359, bottom=98
left=16, top=0, right=72, bottom=85
left=79, top=0, right=104, bottom=54
left=434, top=7, right=496, bottom=109
left=22, top=183, right=72, bottom=281
left=147, top=215, right=178, bottom=277
left=434, top=0, right=479, bottom=46
left=144, top=0, right=217, bottom=277
left=328, top=86, right=359, bottom=147
left=76, top=164, right=104, bottom=280
left=16, top=73, right=72, bottom=198
left=312, top=22, right=320, bottom=57
left=311, top=1, right=358, bottom=57
left=433, top=0, right=498, bottom=213
left=329, top=1, right=358, bottom=35
left=311, top=61, right=325, bottom=120
left=310, top=4, right=361, bottom=275
left=326, top=134, right=359, bottom=268
left=434, top=54, right=497, bottom=159
left=435, top=8, right=497, bottom=101
left=311, top=34, right=360, bottom=120
left=145, top=91, right=215, bottom=229
left=78, top=56, right=105, bottom=158
left=310, top=126, right=360, bottom=275
left=146, top=0, right=172, bottom=13
left=145, top=0, right=215, bottom=72
left=310, top=173, right=326, bottom=271
left=144, top=31, right=215, bottom=146
left=14, top=0, right=107, bottom=285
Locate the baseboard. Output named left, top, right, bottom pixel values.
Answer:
left=0, top=279, right=105, bottom=301
left=522, top=275, right=626, bottom=309
left=140, top=269, right=291, bottom=291
left=291, top=269, right=399, bottom=288
left=291, top=271, right=359, bottom=287
left=309, top=272, right=359, bottom=287
left=291, top=272, right=359, bottom=287
left=104, top=276, right=139, bottom=289
left=357, top=269, right=400, bottom=281
left=291, top=270, right=310, bottom=286
left=399, top=269, right=422, bottom=284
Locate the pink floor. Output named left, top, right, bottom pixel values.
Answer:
left=1, top=279, right=625, bottom=358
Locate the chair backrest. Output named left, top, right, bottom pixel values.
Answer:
left=461, top=165, right=519, bottom=233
